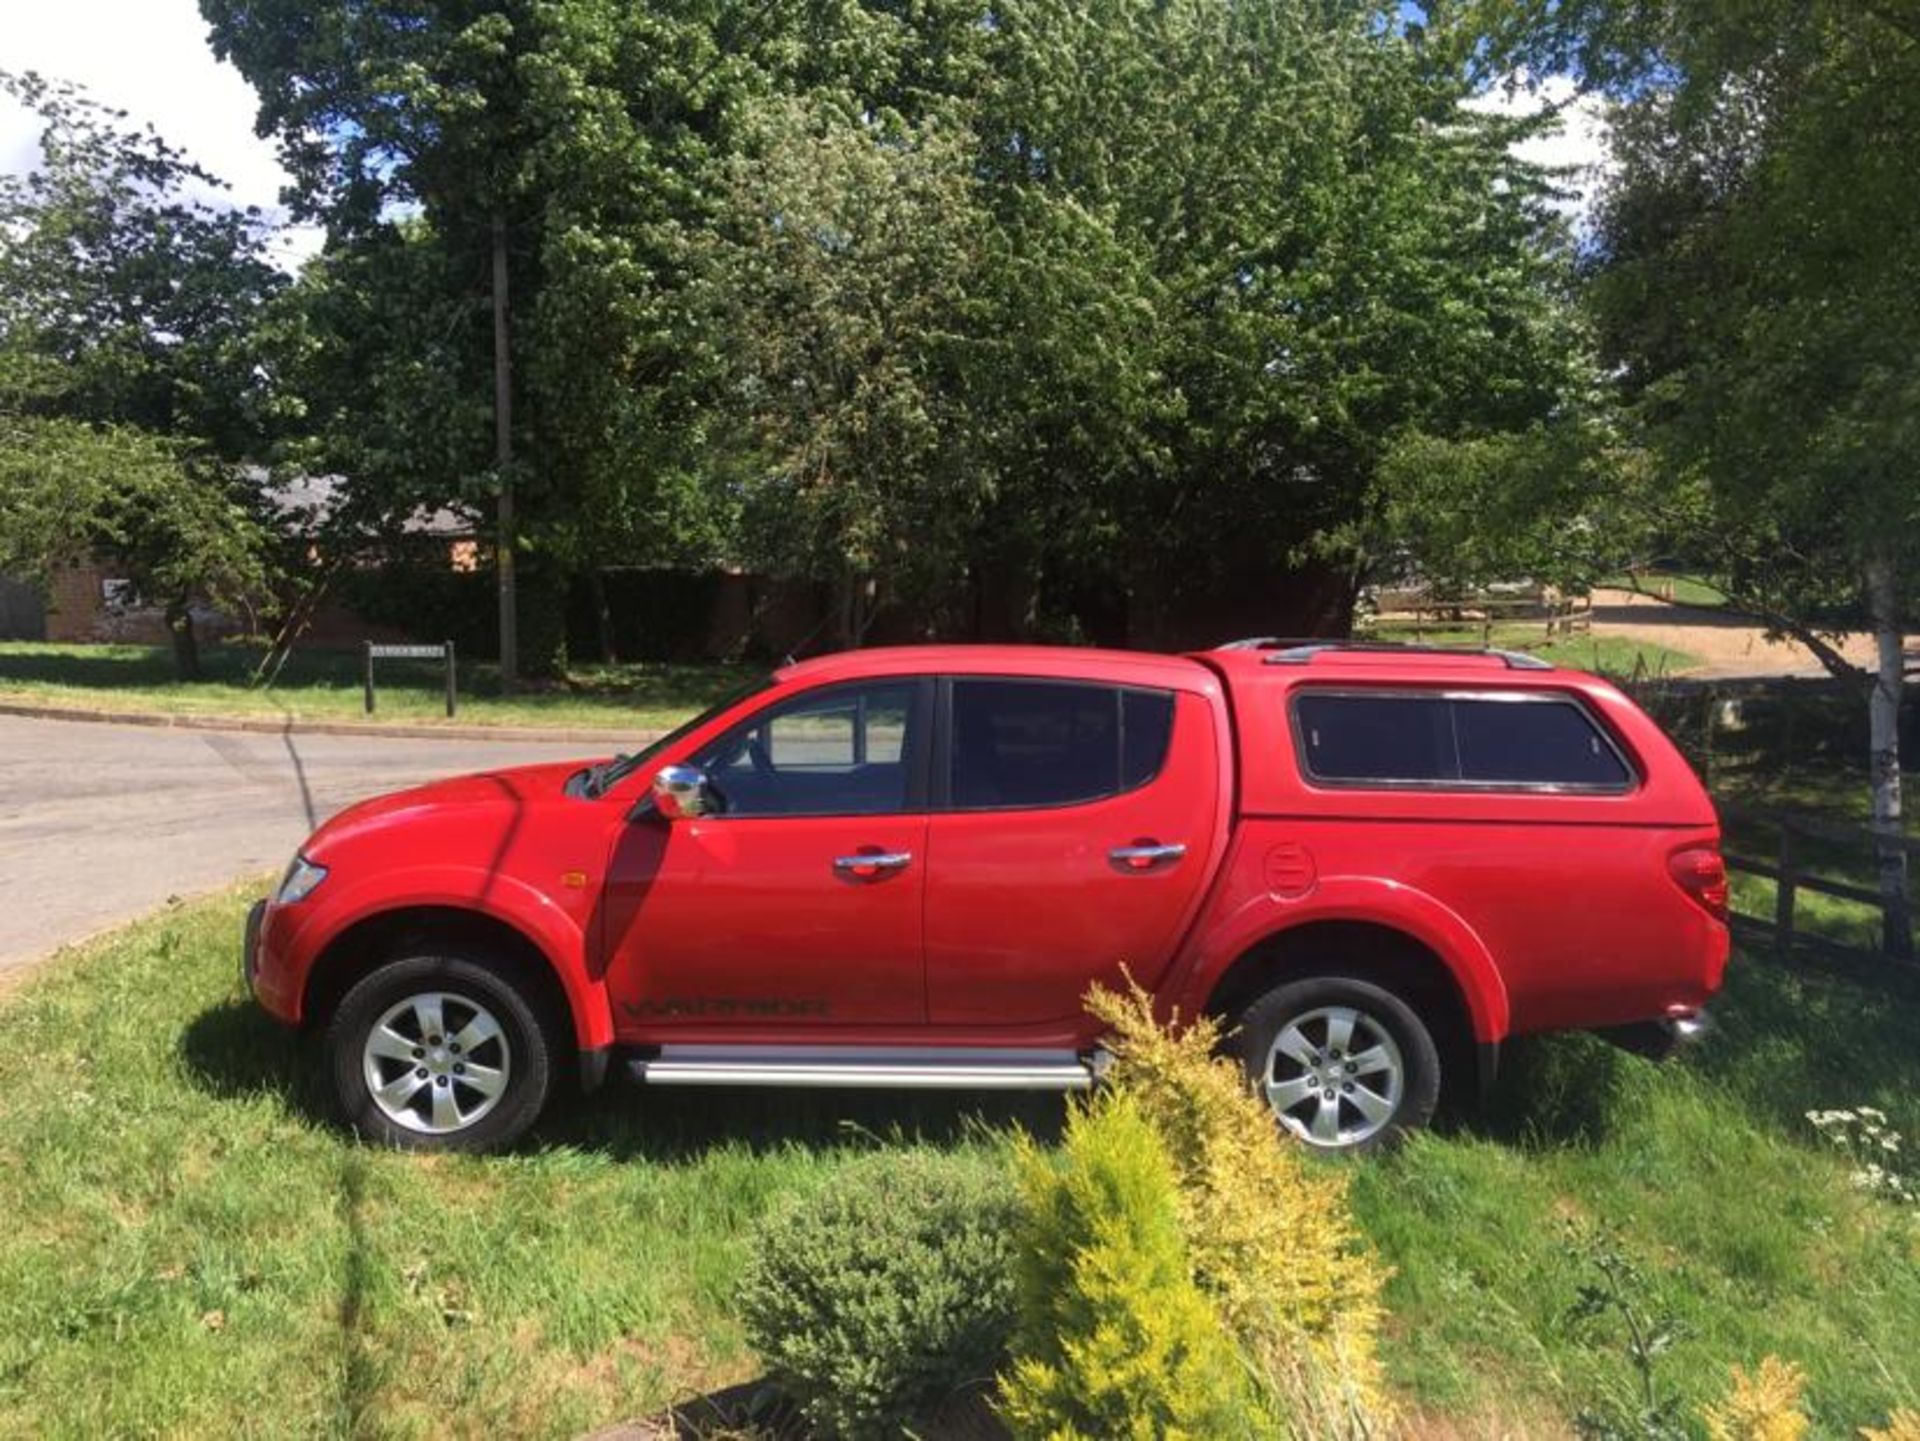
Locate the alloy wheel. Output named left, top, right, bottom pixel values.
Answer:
left=361, top=990, right=513, bottom=1135
left=1262, top=1003, right=1405, bottom=1148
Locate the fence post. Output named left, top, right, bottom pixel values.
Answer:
left=363, top=641, right=375, bottom=715
left=1774, top=824, right=1796, bottom=963
left=445, top=640, right=457, bottom=718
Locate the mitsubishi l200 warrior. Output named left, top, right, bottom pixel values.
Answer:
left=245, top=640, right=1728, bottom=1153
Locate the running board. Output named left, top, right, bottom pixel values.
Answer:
left=625, top=1045, right=1103, bottom=1091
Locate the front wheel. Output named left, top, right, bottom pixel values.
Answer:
left=1235, top=975, right=1441, bottom=1154
left=327, top=953, right=555, bottom=1151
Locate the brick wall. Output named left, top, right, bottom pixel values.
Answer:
left=44, top=564, right=104, bottom=643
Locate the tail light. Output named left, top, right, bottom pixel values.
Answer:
left=1669, top=845, right=1729, bottom=922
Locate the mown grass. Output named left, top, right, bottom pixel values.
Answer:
left=3, top=889, right=1918, bottom=1437
left=0, top=642, right=751, bottom=733
left=0, top=625, right=1698, bottom=736
left=0, top=887, right=1030, bottom=1438
left=1359, top=959, right=1920, bottom=1432
left=1600, top=571, right=1731, bottom=608
left=1360, top=619, right=1702, bottom=680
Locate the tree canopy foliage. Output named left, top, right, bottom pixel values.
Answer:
left=193, top=0, right=1586, bottom=650
left=1433, top=0, right=1920, bottom=949
left=0, top=72, right=279, bottom=676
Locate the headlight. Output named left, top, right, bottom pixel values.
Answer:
left=276, top=855, right=330, bottom=904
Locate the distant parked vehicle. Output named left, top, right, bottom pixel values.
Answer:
left=245, top=639, right=1728, bottom=1153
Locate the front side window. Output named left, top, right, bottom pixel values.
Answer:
left=949, top=680, right=1176, bottom=810
left=699, top=681, right=918, bottom=816
left=1293, top=690, right=1633, bottom=791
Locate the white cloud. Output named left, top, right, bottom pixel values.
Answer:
left=0, top=0, right=323, bottom=268
left=1464, top=72, right=1614, bottom=224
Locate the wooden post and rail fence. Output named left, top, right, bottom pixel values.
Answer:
left=1717, top=802, right=1917, bottom=966
left=1372, top=588, right=1594, bottom=647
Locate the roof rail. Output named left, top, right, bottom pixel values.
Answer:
left=1213, top=636, right=1331, bottom=651
left=1221, top=637, right=1551, bottom=671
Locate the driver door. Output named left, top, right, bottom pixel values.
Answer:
left=600, top=678, right=931, bottom=1033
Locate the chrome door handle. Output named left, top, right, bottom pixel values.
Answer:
left=834, top=851, right=913, bottom=877
left=1109, top=842, right=1187, bottom=870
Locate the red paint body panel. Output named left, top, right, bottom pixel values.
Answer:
left=249, top=642, right=1729, bottom=1066
left=924, top=689, right=1230, bottom=1025
left=601, top=813, right=930, bottom=1029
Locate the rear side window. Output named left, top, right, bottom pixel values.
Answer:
left=950, top=680, right=1176, bottom=809
left=1293, top=691, right=1632, bottom=791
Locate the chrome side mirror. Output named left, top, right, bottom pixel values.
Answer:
left=651, top=764, right=714, bottom=819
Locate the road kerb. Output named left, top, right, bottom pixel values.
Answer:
left=0, top=699, right=654, bottom=747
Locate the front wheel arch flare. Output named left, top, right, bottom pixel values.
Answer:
left=301, top=904, right=599, bottom=1051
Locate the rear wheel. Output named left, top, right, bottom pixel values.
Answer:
left=328, top=953, right=555, bottom=1151
left=1235, top=975, right=1440, bottom=1153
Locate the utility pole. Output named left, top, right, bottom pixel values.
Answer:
left=492, top=210, right=518, bottom=693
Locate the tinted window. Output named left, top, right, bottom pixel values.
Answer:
left=1293, top=691, right=1631, bottom=790
left=1454, top=697, right=1631, bottom=786
left=1293, top=694, right=1455, bottom=783
left=700, top=682, right=917, bottom=816
left=951, top=681, right=1175, bottom=809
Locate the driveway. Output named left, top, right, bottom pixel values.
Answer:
left=1590, top=587, right=1913, bottom=680
left=0, top=715, right=601, bottom=986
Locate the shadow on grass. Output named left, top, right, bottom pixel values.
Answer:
left=589, top=1376, right=1006, bottom=1441
left=177, top=999, right=1068, bottom=1165
left=1459, top=951, right=1920, bottom=1153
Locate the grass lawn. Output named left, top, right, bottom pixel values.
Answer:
left=0, top=642, right=752, bottom=733
left=0, top=626, right=1702, bottom=737
left=3, top=891, right=1918, bottom=1436
left=1360, top=619, right=1702, bottom=680
left=1601, top=571, right=1732, bottom=608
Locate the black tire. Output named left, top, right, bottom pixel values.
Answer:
left=1234, top=974, right=1441, bottom=1154
left=327, top=952, right=556, bottom=1152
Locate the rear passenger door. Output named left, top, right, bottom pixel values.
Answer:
left=922, top=677, right=1221, bottom=1027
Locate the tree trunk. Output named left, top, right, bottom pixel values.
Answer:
left=165, top=597, right=201, bottom=682
left=492, top=210, right=519, bottom=694
left=1865, top=552, right=1912, bottom=959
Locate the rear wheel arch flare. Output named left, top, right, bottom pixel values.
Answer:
left=1203, top=920, right=1480, bottom=1092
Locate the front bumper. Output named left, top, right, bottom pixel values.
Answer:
left=242, top=898, right=267, bottom=997
left=242, top=897, right=302, bottom=1024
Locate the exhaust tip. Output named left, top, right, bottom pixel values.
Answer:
left=1666, top=1008, right=1713, bottom=1044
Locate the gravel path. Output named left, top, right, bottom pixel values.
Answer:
left=1588, top=588, right=1907, bottom=680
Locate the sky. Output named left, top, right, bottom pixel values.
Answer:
left=0, top=0, right=1609, bottom=271
left=0, top=0, right=324, bottom=267
left=1465, top=74, right=1615, bottom=225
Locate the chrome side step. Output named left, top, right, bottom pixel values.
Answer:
left=626, top=1045, right=1101, bottom=1091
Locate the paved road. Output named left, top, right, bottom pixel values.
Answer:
left=0, top=716, right=601, bottom=984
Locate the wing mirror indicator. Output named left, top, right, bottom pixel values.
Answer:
left=652, top=764, right=714, bottom=820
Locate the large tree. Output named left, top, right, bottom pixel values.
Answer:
left=704, top=1, right=1588, bottom=646
left=0, top=72, right=280, bottom=676
left=1445, top=0, right=1920, bottom=953
left=203, top=0, right=803, bottom=678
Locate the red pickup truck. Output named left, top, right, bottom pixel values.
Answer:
left=245, top=640, right=1729, bottom=1153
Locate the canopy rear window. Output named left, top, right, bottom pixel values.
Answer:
left=1291, top=690, right=1634, bottom=791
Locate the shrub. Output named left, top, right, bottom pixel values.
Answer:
left=1700, top=1356, right=1809, bottom=1441
left=1000, top=1093, right=1252, bottom=1439
left=1086, top=981, right=1390, bottom=1431
left=737, top=1151, right=1019, bottom=1439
